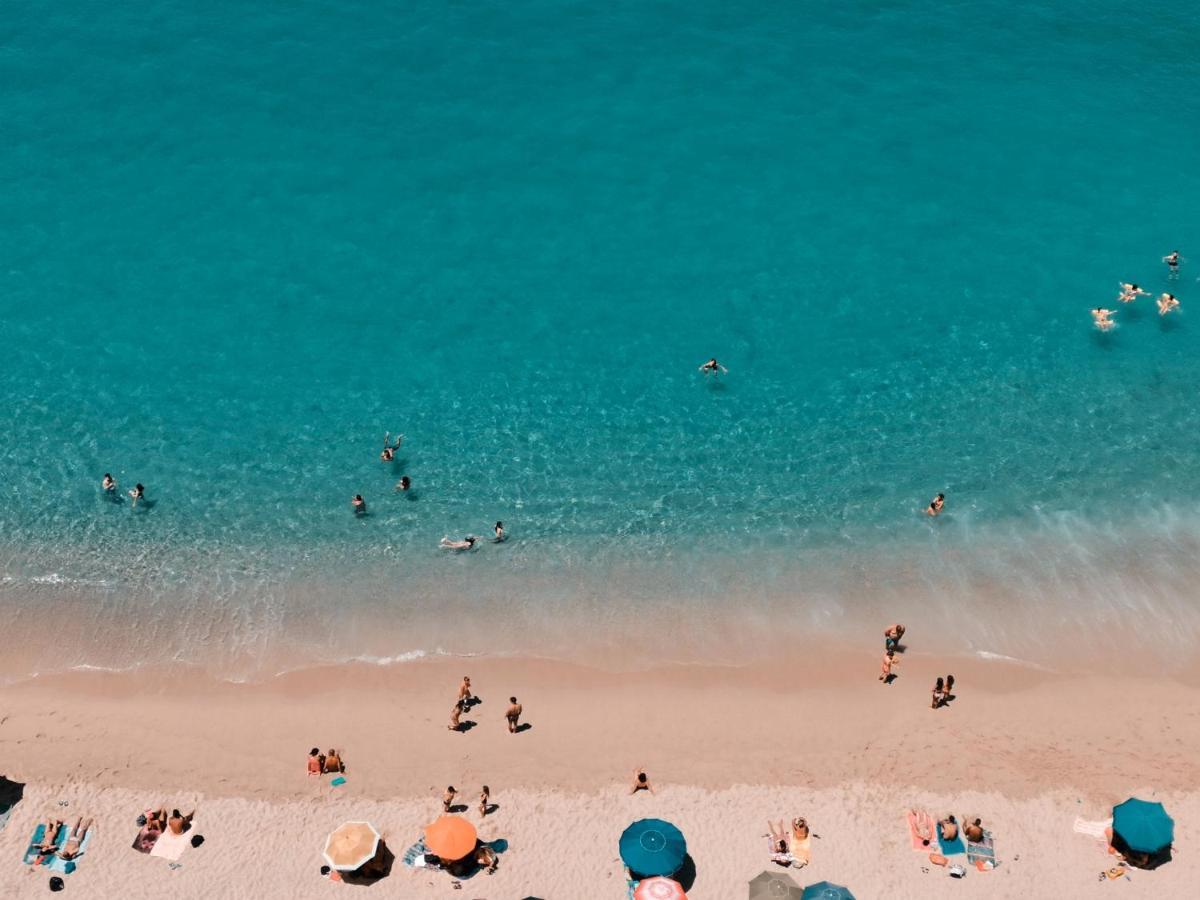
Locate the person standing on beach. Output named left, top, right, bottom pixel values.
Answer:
left=479, top=785, right=490, bottom=817
left=505, top=697, right=523, bottom=733
left=458, top=676, right=475, bottom=710
left=442, top=786, right=456, bottom=813
left=885, top=624, right=905, bottom=651
left=879, top=649, right=898, bottom=682
left=926, top=493, right=944, bottom=516
left=448, top=704, right=463, bottom=732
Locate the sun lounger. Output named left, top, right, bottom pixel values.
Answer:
left=47, top=830, right=93, bottom=875
left=149, top=827, right=190, bottom=861
left=966, top=831, right=996, bottom=868
left=937, top=823, right=966, bottom=856
left=906, top=811, right=937, bottom=852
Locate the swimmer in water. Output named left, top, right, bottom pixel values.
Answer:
left=926, top=493, right=944, bottom=516
left=128, top=483, right=145, bottom=507
left=1092, top=307, right=1115, bottom=331
left=1118, top=283, right=1148, bottom=303
left=1163, top=250, right=1182, bottom=276
left=493, top=521, right=505, bottom=542
left=699, top=358, right=728, bottom=376
left=102, top=473, right=117, bottom=495
left=351, top=494, right=367, bottom=514
left=380, top=432, right=402, bottom=462
left=1157, top=293, right=1180, bottom=315
left=394, top=475, right=411, bottom=492
left=440, top=536, right=477, bottom=551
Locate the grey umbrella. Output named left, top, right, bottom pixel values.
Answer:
left=749, top=869, right=803, bottom=899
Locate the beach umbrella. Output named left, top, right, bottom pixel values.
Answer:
left=801, top=883, right=855, bottom=900
left=619, top=819, right=687, bottom=877
left=635, top=877, right=687, bottom=900
left=423, top=814, right=477, bottom=862
left=1111, top=798, right=1173, bottom=867
left=748, top=869, right=802, bottom=899
left=323, top=821, right=381, bottom=871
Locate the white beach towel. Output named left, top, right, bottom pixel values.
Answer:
left=149, top=827, right=190, bottom=861
left=1072, top=817, right=1112, bottom=839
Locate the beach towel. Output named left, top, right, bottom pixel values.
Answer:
left=401, top=839, right=430, bottom=868
left=906, top=811, right=938, bottom=853
left=966, top=831, right=996, bottom=868
left=47, top=830, right=93, bottom=875
left=24, top=823, right=68, bottom=865
left=149, top=827, right=190, bottom=861
left=791, top=835, right=811, bottom=866
left=1073, top=816, right=1112, bottom=850
left=937, top=823, right=966, bottom=857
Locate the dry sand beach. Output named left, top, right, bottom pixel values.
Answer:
left=1, top=651, right=1196, bottom=898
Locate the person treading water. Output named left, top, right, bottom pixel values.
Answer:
left=440, top=535, right=477, bottom=551
left=102, top=473, right=117, bottom=496
left=492, top=521, right=506, bottom=542
left=1092, top=307, right=1116, bottom=331
left=926, top=493, right=944, bottom=516
left=380, top=432, right=402, bottom=462
left=394, top=475, right=411, bottom=492
left=351, top=494, right=367, bottom=515
left=128, top=483, right=145, bottom=508
left=1163, top=250, right=1182, bottom=277
left=1157, top=293, right=1180, bottom=316
left=1118, top=283, right=1149, bottom=303
left=698, top=358, right=727, bottom=376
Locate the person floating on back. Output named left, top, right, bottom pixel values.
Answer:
left=926, top=493, right=944, bottom=516
left=1157, top=293, right=1180, bottom=316
left=1092, top=307, right=1115, bottom=331
left=699, top=358, right=728, bottom=376
left=1118, top=282, right=1149, bottom=303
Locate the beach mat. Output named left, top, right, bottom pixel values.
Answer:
left=966, top=832, right=996, bottom=867
left=906, top=811, right=937, bottom=853
left=150, top=827, right=190, bottom=861
left=401, top=839, right=430, bottom=868
left=938, top=824, right=966, bottom=857
left=24, top=823, right=67, bottom=865
left=47, top=829, right=92, bottom=875
left=791, top=835, right=811, bottom=866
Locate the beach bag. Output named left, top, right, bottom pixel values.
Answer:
left=948, top=864, right=966, bottom=878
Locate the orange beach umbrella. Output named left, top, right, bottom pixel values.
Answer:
left=323, top=821, right=381, bottom=871
left=635, top=877, right=688, bottom=899
left=423, top=814, right=477, bottom=861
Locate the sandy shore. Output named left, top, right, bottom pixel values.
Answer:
left=1, top=651, right=1196, bottom=898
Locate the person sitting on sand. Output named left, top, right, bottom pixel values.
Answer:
left=134, top=815, right=162, bottom=854
left=630, top=768, right=654, bottom=794
left=699, top=358, right=728, bottom=376
left=879, top=649, right=898, bottom=682
left=927, top=493, right=944, bottom=516
left=1118, top=283, right=1149, bottom=303
left=1092, top=307, right=1115, bottom=331
left=766, top=821, right=795, bottom=867
left=395, top=475, right=411, bottom=492
left=939, top=815, right=959, bottom=842
left=440, top=536, right=477, bottom=551
left=443, top=786, right=457, bottom=813
left=964, top=818, right=984, bottom=842
left=351, top=494, right=367, bottom=515
left=884, top=623, right=905, bottom=651
left=167, top=809, right=194, bottom=836
left=307, top=748, right=325, bottom=776
left=1158, top=292, right=1180, bottom=315
left=323, top=749, right=343, bottom=774
left=505, top=697, right=522, bottom=733
left=791, top=817, right=809, bottom=842
left=475, top=843, right=499, bottom=874
left=57, top=818, right=93, bottom=861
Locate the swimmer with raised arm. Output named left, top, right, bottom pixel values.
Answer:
left=1118, top=283, right=1149, bottom=303
left=128, top=483, right=145, bottom=507
left=699, top=358, right=727, bottom=375
left=1157, top=293, right=1180, bottom=315
left=1164, top=250, right=1182, bottom=276
left=380, top=432, right=402, bottom=462
left=1092, top=307, right=1115, bottom=331
left=440, top=536, right=477, bottom=551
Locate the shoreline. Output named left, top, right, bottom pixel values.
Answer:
left=2, top=654, right=1197, bottom=897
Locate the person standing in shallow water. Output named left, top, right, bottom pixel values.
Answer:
left=128, top=483, right=145, bottom=507
left=351, top=494, right=367, bottom=515
left=1163, top=250, right=1182, bottom=276
left=926, top=493, right=944, bottom=516
left=395, top=475, right=411, bottom=492
left=699, top=358, right=727, bottom=376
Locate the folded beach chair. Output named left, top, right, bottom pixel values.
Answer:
left=937, top=823, right=966, bottom=857
left=966, top=831, right=996, bottom=868
left=47, top=829, right=93, bottom=875
left=24, top=823, right=67, bottom=866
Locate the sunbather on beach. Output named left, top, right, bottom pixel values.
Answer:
left=964, top=818, right=984, bottom=842
left=910, top=809, right=936, bottom=848
left=939, top=815, right=959, bottom=841
left=475, top=843, right=499, bottom=873
left=323, top=749, right=343, bottom=773
left=630, top=768, right=654, bottom=794
left=167, top=809, right=194, bottom=835
left=57, top=818, right=92, bottom=860
left=34, top=819, right=63, bottom=854
left=307, top=747, right=325, bottom=775
left=766, top=821, right=794, bottom=867
left=443, top=786, right=457, bottom=813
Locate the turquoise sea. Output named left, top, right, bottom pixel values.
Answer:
left=3, top=0, right=1199, bottom=678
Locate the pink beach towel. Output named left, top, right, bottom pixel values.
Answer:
left=149, top=827, right=190, bottom=861
left=907, top=811, right=938, bottom=853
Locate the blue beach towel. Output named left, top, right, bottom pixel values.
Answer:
left=937, top=824, right=966, bottom=856
left=24, top=823, right=68, bottom=865
left=47, top=828, right=93, bottom=875
left=401, top=839, right=429, bottom=868
left=966, top=831, right=996, bottom=866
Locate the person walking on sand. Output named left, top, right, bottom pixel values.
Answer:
left=630, top=767, right=655, bottom=794
left=505, top=697, right=523, bottom=733
left=699, top=357, right=727, bottom=376
left=1158, top=292, right=1180, bottom=315
left=885, top=623, right=905, bottom=651
left=879, top=649, right=898, bottom=682
left=442, top=786, right=456, bottom=813
left=458, top=676, right=475, bottom=710
left=932, top=676, right=945, bottom=709
left=926, top=493, right=944, bottom=516
left=479, top=785, right=490, bottom=817
left=448, top=704, right=463, bottom=732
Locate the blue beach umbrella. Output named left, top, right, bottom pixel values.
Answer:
left=1112, top=798, right=1173, bottom=854
left=619, top=819, right=687, bottom=877
left=801, top=883, right=855, bottom=900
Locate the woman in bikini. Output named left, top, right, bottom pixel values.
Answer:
left=766, top=820, right=795, bottom=866
left=307, top=747, right=325, bottom=775
left=57, top=818, right=93, bottom=860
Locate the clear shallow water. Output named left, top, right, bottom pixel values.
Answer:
left=3, top=0, right=1200, bottom=678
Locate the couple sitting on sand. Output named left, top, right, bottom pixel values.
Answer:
left=766, top=817, right=810, bottom=868
left=31, top=817, right=92, bottom=865
left=307, top=748, right=345, bottom=775
left=134, top=808, right=194, bottom=853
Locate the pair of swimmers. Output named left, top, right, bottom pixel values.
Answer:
left=440, top=522, right=505, bottom=551
left=102, top=475, right=146, bottom=507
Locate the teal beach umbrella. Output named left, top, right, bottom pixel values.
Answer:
left=1112, top=798, right=1173, bottom=855
left=619, top=819, right=687, bottom=877
left=801, top=883, right=855, bottom=900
